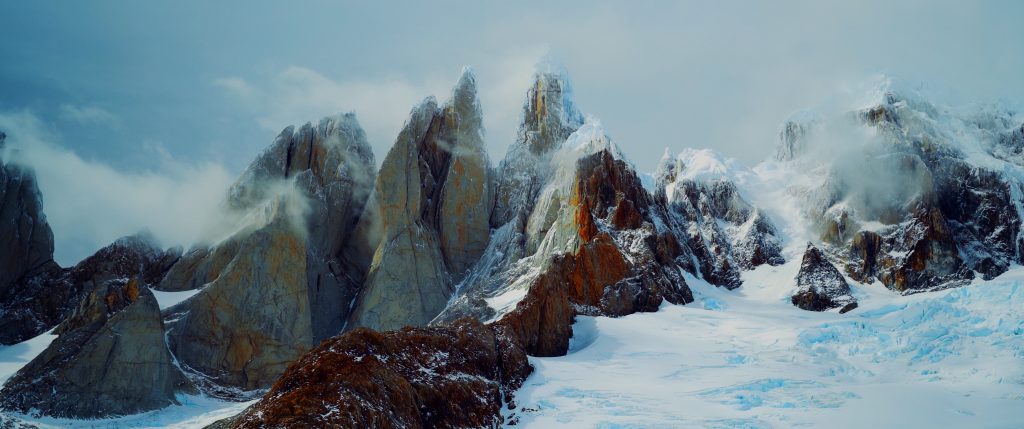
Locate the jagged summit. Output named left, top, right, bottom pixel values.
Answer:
left=150, top=112, right=380, bottom=393
left=347, top=68, right=491, bottom=331
left=521, top=70, right=585, bottom=155
left=759, top=82, right=1024, bottom=292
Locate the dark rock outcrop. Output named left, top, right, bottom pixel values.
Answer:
left=0, top=231, right=178, bottom=345
left=229, top=318, right=530, bottom=429
left=0, top=278, right=186, bottom=418
left=792, top=243, right=855, bottom=311
left=0, top=132, right=55, bottom=297
left=0, top=132, right=62, bottom=345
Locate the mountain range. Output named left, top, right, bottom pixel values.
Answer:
left=0, top=68, right=1022, bottom=428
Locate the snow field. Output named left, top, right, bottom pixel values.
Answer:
left=508, top=263, right=1024, bottom=428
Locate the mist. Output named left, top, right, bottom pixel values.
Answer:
left=0, top=111, right=236, bottom=266
left=1, top=1, right=1022, bottom=266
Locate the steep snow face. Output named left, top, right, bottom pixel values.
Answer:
left=508, top=262, right=1024, bottom=428
left=657, top=147, right=785, bottom=288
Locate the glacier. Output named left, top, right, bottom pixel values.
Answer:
left=508, top=261, right=1024, bottom=428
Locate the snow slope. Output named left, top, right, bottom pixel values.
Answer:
left=3, top=397, right=255, bottom=429
left=507, top=261, right=1024, bottom=428
left=0, top=332, right=55, bottom=386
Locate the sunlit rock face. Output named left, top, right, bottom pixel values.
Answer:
left=160, top=113, right=378, bottom=390
left=164, top=198, right=314, bottom=390
left=348, top=70, right=491, bottom=332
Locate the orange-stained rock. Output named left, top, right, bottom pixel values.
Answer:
left=575, top=196, right=599, bottom=242
left=231, top=318, right=530, bottom=429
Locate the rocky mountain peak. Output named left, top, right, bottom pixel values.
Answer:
left=0, top=277, right=186, bottom=418
left=0, top=133, right=56, bottom=297
left=521, top=71, right=584, bottom=155
left=791, top=242, right=856, bottom=312
left=6, top=70, right=1024, bottom=425
left=155, top=112, right=379, bottom=392
left=348, top=69, right=492, bottom=332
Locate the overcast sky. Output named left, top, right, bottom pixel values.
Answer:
left=2, top=0, right=1022, bottom=264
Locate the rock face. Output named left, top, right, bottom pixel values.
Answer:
left=228, top=72, right=737, bottom=427
left=791, top=243, right=855, bottom=312
left=162, top=114, right=377, bottom=390
left=433, top=71, right=588, bottom=324
left=349, top=70, right=490, bottom=331
left=490, top=71, right=584, bottom=229
left=0, top=133, right=55, bottom=297
left=439, top=74, right=715, bottom=327
left=0, top=278, right=185, bottom=418
left=229, top=318, right=530, bottom=429
left=0, top=231, right=178, bottom=345
left=164, top=198, right=314, bottom=390
left=0, top=132, right=62, bottom=345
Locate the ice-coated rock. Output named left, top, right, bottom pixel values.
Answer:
left=791, top=243, right=855, bottom=312
left=780, top=88, right=1017, bottom=292
left=440, top=122, right=695, bottom=336
left=657, top=149, right=784, bottom=288
left=0, top=278, right=186, bottom=418
left=434, top=72, right=587, bottom=323
left=490, top=71, right=584, bottom=229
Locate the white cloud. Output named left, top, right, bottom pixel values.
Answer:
left=0, top=110, right=235, bottom=266
left=214, top=47, right=546, bottom=164
left=0, top=47, right=545, bottom=266
left=58, top=104, right=120, bottom=128
left=213, top=76, right=255, bottom=97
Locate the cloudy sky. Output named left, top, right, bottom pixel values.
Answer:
left=2, top=0, right=1022, bottom=264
